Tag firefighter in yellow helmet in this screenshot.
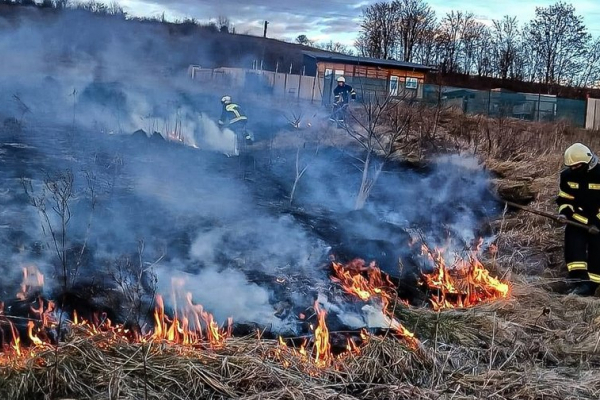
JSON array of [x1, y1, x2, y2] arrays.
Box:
[[218, 95, 254, 154], [556, 143, 600, 296]]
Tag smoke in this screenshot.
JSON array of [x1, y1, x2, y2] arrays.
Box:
[[195, 113, 237, 154], [156, 266, 295, 331], [0, 6, 500, 335], [189, 216, 330, 275]]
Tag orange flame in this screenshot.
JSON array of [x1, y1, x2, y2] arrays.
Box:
[[1, 244, 508, 367], [276, 301, 349, 369], [312, 301, 331, 367], [331, 259, 419, 349], [420, 242, 510, 311], [16, 265, 44, 301], [331, 259, 394, 309], [151, 291, 231, 348]]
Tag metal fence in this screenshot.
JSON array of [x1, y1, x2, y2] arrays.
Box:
[[423, 84, 587, 127]]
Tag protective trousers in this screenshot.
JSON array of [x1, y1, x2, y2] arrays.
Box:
[[565, 224, 600, 284], [332, 103, 348, 122], [230, 121, 253, 177], [230, 121, 247, 156]]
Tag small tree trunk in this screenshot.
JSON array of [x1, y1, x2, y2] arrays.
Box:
[[354, 151, 384, 210], [290, 146, 308, 206], [355, 150, 372, 210]]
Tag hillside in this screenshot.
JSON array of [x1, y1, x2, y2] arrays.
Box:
[[0, 3, 327, 75]]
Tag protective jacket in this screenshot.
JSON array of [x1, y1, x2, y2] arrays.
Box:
[[333, 84, 356, 104], [556, 164, 600, 285], [219, 103, 247, 126], [556, 164, 600, 226]]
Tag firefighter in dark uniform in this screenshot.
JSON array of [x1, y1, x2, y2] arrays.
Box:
[[556, 143, 600, 296], [330, 76, 356, 123], [218, 95, 253, 155]]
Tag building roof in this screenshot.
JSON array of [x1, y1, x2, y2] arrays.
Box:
[[302, 50, 435, 72]]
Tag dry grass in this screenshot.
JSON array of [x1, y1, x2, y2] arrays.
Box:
[[0, 328, 433, 400], [2, 283, 600, 400]]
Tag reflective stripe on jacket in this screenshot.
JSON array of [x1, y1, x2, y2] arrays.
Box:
[[556, 164, 600, 226], [220, 103, 248, 125]]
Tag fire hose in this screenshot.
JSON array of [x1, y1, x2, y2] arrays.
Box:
[[503, 200, 600, 235]]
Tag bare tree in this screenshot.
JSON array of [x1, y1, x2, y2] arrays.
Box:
[[217, 15, 231, 33], [353, 0, 595, 87], [577, 37, 600, 88], [437, 11, 475, 73], [490, 16, 521, 80], [21, 170, 105, 293], [106, 240, 160, 326], [412, 25, 439, 66], [472, 25, 493, 77], [345, 92, 414, 210], [393, 0, 436, 62], [53, 0, 69, 8], [316, 40, 355, 56], [355, 2, 399, 59], [106, 1, 125, 17], [289, 143, 321, 206], [12, 93, 31, 126], [526, 2, 590, 85], [22, 171, 75, 291], [460, 20, 487, 75], [295, 34, 314, 46], [518, 26, 542, 82]]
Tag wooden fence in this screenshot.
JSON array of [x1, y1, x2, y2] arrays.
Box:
[[188, 66, 324, 103]]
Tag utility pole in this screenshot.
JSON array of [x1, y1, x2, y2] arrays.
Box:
[[263, 21, 269, 38]]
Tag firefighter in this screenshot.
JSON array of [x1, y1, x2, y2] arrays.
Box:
[[556, 142, 600, 296], [330, 76, 356, 123], [218, 96, 254, 154]]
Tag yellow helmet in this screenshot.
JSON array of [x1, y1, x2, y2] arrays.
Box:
[[564, 143, 596, 167]]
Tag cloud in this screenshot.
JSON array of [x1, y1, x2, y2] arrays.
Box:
[[427, 0, 600, 35], [109, 0, 600, 44], [109, 0, 371, 45]]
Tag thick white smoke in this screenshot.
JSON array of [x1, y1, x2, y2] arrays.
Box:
[[195, 113, 237, 154], [156, 266, 294, 331]]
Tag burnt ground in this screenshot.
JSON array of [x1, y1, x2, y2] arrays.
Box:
[[0, 100, 501, 342]]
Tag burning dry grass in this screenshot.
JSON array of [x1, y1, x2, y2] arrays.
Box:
[[0, 328, 433, 400], [3, 283, 600, 400]]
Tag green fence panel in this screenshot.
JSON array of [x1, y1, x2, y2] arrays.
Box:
[[422, 84, 585, 127]]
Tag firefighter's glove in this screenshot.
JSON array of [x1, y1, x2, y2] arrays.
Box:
[[589, 226, 600, 235], [556, 214, 568, 223]]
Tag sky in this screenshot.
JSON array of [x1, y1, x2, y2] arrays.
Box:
[[108, 0, 600, 46]]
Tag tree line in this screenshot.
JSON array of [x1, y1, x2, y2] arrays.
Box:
[[295, 35, 356, 56], [0, 0, 236, 33], [355, 0, 599, 88]]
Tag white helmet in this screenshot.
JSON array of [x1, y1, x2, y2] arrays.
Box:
[[564, 143, 598, 170], [221, 95, 232, 105], [337, 76, 345, 83]]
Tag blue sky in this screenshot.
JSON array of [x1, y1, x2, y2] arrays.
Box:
[[112, 0, 600, 45]]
